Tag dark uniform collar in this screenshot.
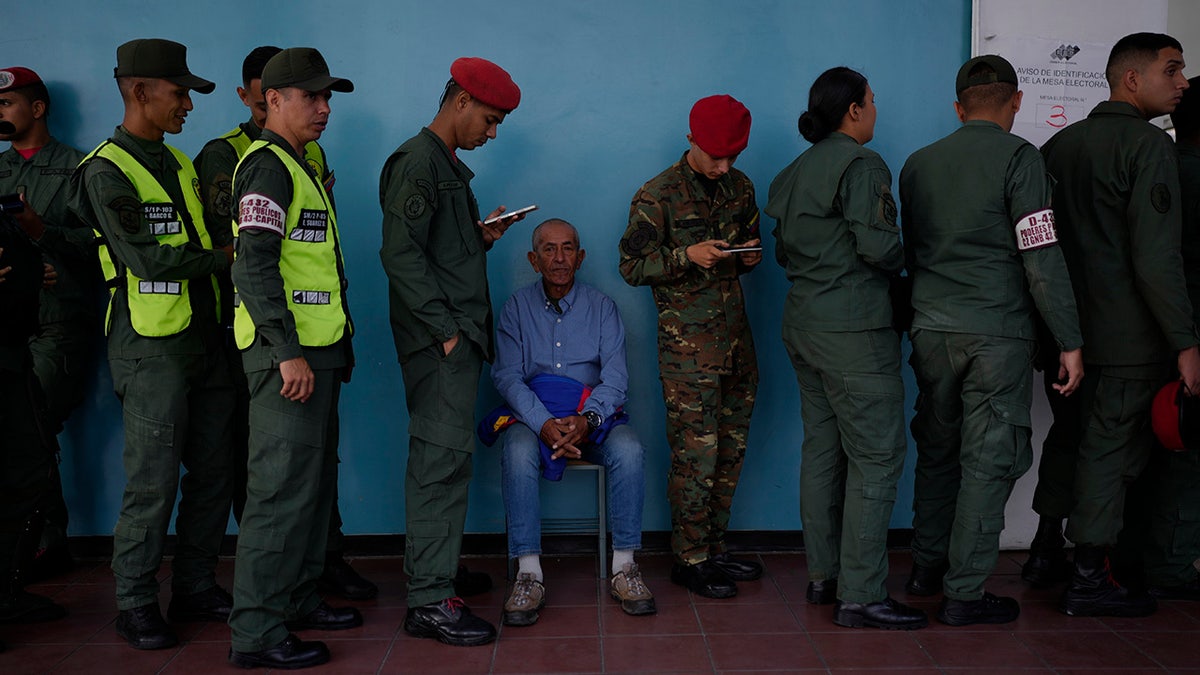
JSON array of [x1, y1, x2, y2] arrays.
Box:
[[962, 119, 1004, 132], [0, 136, 63, 167], [258, 127, 311, 174], [113, 125, 179, 172], [240, 118, 264, 142], [1089, 100, 1143, 119], [674, 150, 734, 202], [419, 127, 474, 181]]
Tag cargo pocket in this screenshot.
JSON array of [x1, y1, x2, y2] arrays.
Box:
[[975, 398, 1033, 481], [969, 515, 1007, 572], [859, 481, 898, 543], [1172, 502, 1200, 558]]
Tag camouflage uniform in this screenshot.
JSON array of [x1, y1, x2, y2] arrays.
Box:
[[619, 152, 760, 565]]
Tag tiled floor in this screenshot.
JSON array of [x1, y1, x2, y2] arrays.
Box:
[[4, 550, 1199, 673]]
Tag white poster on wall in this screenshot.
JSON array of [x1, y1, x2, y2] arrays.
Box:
[[986, 36, 1111, 147]]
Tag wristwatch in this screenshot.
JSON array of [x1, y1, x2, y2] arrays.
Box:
[[583, 410, 602, 433]]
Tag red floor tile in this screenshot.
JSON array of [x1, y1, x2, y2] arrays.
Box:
[[807, 630, 935, 669], [1019, 630, 1161, 669], [602, 634, 712, 672], [915, 630, 1044, 668], [492, 635, 600, 673], [6, 551, 1196, 674], [707, 632, 823, 670], [694, 601, 802, 634]]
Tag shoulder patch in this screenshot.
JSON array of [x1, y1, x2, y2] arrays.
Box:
[[214, 179, 233, 219], [238, 193, 286, 236], [1014, 208, 1059, 251], [1151, 183, 1172, 214], [108, 195, 143, 234], [879, 190, 898, 228], [415, 178, 435, 202], [404, 193, 427, 220], [622, 221, 660, 255]]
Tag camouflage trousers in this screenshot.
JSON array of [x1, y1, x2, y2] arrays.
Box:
[[661, 367, 757, 565]]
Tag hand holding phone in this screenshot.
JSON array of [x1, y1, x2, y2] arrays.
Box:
[[483, 204, 538, 225]]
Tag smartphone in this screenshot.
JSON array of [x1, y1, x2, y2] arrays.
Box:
[[0, 193, 24, 215], [721, 246, 762, 253], [483, 204, 538, 225]]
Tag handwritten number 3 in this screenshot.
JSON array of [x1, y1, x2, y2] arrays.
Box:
[[1047, 105, 1068, 129]]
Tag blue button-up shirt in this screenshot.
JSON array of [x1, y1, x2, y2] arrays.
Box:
[[492, 280, 629, 434]]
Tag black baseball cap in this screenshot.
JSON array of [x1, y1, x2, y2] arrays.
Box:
[[261, 48, 353, 93], [113, 38, 215, 94], [956, 54, 1018, 94]]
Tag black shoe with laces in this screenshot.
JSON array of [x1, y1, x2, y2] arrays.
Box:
[[403, 597, 496, 646], [317, 555, 378, 601], [285, 601, 363, 631], [115, 604, 178, 650], [833, 596, 929, 630], [937, 592, 1020, 626], [670, 560, 737, 599], [229, 633, 330, 669]]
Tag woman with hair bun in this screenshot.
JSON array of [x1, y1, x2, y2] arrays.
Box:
[[765, 67, 923, 630]]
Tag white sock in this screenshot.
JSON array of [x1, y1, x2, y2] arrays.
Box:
[[612, 549, 635, 575], [517, 554, 543, 582]]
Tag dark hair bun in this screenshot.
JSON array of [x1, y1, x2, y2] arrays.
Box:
[[797, 111, 824, 143]]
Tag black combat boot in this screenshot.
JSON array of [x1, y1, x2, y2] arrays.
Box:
[[1060, 545, 1157, 617], [1022, 516, 1070, 587]]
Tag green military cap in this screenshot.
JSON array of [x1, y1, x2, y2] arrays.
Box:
[[261, 47, 353, 93], [114, 38, 215, 94], [956, 54, 1018, 94]]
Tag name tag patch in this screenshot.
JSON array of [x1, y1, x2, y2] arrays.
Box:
[[138, 280, 182, 295], [292, 290, 331, 305], [239, 193, 286, 236], [1015, 208, 1058, 251], [289, 209, 328, 242], [144, 205, 182, 236]]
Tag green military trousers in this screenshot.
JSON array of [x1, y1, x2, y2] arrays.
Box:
[[1030, 369, 1082, 519], [1065, 364, 1172, 548], [399, 339, 480, 608], [228, 367, 341, 653], [1144, 448, 1200, 587], [660, 364, 757, 565], [227, 341, 348, 556], [29, 318, 96, 540], [783, 327, 905, 604], [909, 330, 1035, 601], [108, 350, 234, 611]]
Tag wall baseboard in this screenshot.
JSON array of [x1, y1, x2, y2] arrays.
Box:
[[63, 529, 918, 560]]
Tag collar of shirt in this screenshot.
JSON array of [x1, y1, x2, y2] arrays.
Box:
[[674, 150, 735, 204], [541, 281, 578, 314], [421, 126, 474, 180], [114, 125, 179, 173], [2, 136, 62, 167], [258, 127, 311, 175], [1090, 100, 1142, 120], [241, 118, 264, 142]]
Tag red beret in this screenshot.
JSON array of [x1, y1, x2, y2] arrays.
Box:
[[451, 57, 520, 112], [689, 94, 751, 158], [0, 67, 43, 93]]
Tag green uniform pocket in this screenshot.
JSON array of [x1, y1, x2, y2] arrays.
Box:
[[976, 398, 1033, 481]]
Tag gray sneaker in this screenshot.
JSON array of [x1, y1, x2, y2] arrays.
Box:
[[502, 573, 545, 626], [611, 563, 657, 616]]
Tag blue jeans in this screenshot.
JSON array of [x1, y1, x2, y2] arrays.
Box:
[[501, 422, 645, 557]]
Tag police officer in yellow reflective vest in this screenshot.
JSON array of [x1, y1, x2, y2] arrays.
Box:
[[226, 48, 358, 671], [194, 45, 376, 603], [69, 39, 236, 651]]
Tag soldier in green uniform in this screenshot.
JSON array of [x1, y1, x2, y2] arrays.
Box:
[[226, 47, 361, 670], [619, 94, 763, 600], [0, 66, 92, 581], [379, 56, 524, 647], [194, 45, 376, 603], [1040, 32, 1199, 618], [0, 210, 68, 641], [900, 55, 1084, 626], [1135, 76, 1200, 601], [766, 67, 926, 630], [69, 39, 236, 650]]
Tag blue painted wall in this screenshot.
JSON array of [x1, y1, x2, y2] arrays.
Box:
[[5, 0, 970, 536]]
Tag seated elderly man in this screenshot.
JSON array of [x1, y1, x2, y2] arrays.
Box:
[[486, 217, 655, 626]]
